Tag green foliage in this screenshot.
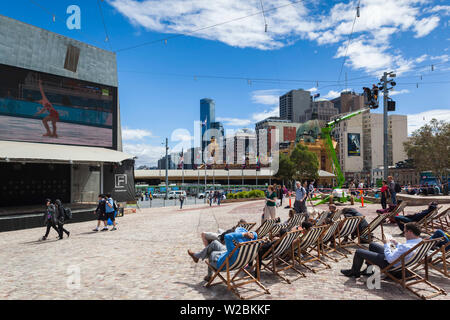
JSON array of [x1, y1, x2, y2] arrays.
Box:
[[228, 190, 266, 200], [403, 119, 450, 184], [275, 153, 295, 183], [290, 144, 320, 182]]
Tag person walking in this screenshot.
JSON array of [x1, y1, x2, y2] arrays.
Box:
[[55, 199, 70, 239], [105, 194, 117, 231], [179, 193, 185, 209], [277, 185, 283, 207], [262, 185, 277, 223], [294, 181, 307, 215], [388, 176, 397, 205], [41, 199, 60, 240], [93, 194, 108, 232]]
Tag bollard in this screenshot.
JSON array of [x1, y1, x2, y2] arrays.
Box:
[[351, 196, 354, 205], [329, 195, 334, 204], [289, 196, 292, 208]]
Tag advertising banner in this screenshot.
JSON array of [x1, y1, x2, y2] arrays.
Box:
[[347, 133, 361, 157]]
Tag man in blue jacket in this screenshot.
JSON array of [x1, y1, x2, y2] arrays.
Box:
[[188, 227, 257, 282]]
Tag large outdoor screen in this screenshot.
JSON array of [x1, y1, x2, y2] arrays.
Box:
[[0, 64, 117, 148]]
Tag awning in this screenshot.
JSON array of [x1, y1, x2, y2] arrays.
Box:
[[0, 141, 134, 164], [318, 170, 336, 178]]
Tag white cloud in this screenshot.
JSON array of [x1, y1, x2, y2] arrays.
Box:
[[251, 106, 280, 122], [389, 89, 410, 96], [251, 89, 282, 105], [109, 0, 446, 76], [123, 143, 166, 166], [414, 16, 440, 38], [122, 127, 156, 140], [216, 117, 252, 127], [322, 88, 353, 100], [407, 109, 450, 135]]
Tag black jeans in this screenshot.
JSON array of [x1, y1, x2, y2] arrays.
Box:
[[44, 220, 60, 238], [58, 222, 70, 238]]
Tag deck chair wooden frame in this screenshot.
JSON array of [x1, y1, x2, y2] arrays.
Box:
[[294, 225, 330, 273], [368, 238, 447, 300], [237, 222, 256, 231], [255, 219, 278, 239], [429, 207, 450, 233], [319, 221, 347, 262], [260, 230, 305, 283], [336, 216, 363, 255], [412, 241, 450, 278], [357, 202, 407, 247], [205, 239, 270, 300]]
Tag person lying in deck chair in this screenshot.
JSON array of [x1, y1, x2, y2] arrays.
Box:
[[429, 229, 450, 252], [200, 219, 248, 246], [342, 208, 370, 242], [340, 222, 422, 278], [187, 227, 257, 282], [394, 201, 438, 232]]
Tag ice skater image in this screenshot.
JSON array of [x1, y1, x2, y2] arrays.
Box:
[[35, 79, 59, 138]]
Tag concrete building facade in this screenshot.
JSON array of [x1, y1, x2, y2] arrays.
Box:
[[279, 89, 312, 122]]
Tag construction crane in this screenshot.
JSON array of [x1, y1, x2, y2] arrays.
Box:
[[321, 107, 371, 189]]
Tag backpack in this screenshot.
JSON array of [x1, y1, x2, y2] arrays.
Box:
[[64, 207, 72, 220], [394, 183, 402, 193]]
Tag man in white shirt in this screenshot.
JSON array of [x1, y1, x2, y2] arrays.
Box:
[[340, 222, 423, 278]]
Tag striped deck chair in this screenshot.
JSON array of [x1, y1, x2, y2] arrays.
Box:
[[286, 213, 305, 229], [368, 238, 447, 300], [335, 216, 363, 255], [430, 207, 450, 232], [315, 211, 328, 226], [319, 221, 346, 262], [260, 230, 305, 283], [399, 206, 442, 235], [255, 218, 278, 239], [357, 201, 408, 247], [237, 222, 256, 231], [295, 225, 330, 273], [426, 241, 450, 277], [205, 239, 270, 300], [330, 209, 342, 222]]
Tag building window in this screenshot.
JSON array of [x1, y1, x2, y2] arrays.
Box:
[[64, 45, 80, 72]]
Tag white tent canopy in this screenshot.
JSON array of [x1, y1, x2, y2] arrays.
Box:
[[0, 141, 134, 164]]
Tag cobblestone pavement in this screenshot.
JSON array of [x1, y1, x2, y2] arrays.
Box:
[[0, 200, 449, 300]]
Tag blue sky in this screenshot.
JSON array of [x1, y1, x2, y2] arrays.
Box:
[[2, 0, 449, 165]]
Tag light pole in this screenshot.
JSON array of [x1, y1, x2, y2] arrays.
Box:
[[165, 137, 169, 200], [381, 71, 396, 180]]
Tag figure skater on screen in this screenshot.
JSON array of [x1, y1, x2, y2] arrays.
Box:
[[35, 79, 59, 138]]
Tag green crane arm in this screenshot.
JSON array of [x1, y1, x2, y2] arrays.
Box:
[[321, 108, 371, 188]]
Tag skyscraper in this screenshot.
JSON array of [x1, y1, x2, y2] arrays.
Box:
[[200, 98, 215, 150], [279, 89, 312, 123]]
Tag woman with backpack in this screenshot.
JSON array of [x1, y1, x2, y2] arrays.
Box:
[[55, 199, 70, 239], [41, 199, 60, 241]]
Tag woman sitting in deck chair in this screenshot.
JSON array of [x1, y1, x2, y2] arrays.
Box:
[[187, 227, 257, 282]]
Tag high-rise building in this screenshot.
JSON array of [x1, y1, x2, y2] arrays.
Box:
[[200, 98, 215, 149], [331, 91, 364, 114], [279, 89, 312, 122], [210, 121, 224, 140], [331, 110, 408, 182], [299, 100, 339, 123]]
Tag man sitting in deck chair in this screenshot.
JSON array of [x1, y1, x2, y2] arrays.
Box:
[[340, 222, 422, 278], [394, 201, 438, 232], [187, 227, 257, 282], [324, 204, 338, 224], [200, 219, 248, 246], [429, 229, 450, 251]]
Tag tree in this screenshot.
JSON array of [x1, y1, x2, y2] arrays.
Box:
[[290, 144, 319, 182], [403, 118, 450, 186], [275, 153, 295, 185]]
